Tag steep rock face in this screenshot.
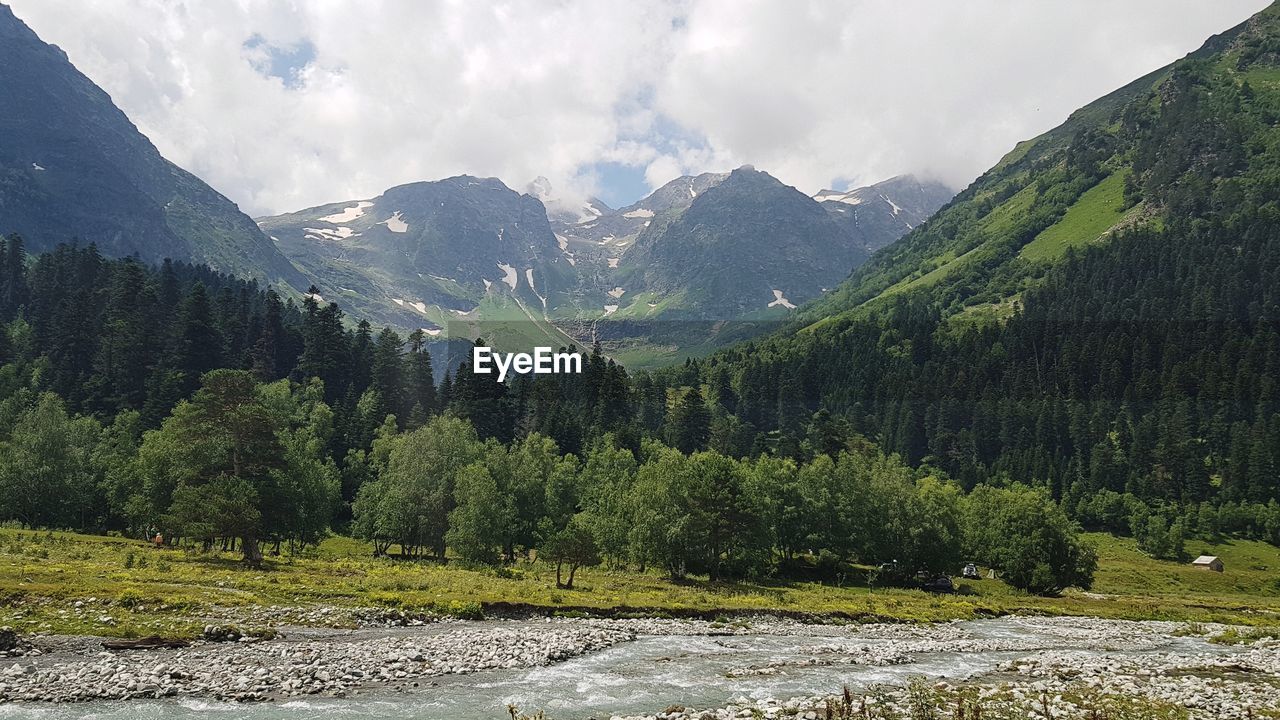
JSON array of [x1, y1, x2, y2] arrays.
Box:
[[0, 3, 302, 286]]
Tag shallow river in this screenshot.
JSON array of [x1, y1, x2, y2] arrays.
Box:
[[0, 617, 1239, 720]]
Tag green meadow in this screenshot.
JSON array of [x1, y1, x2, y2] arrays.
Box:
[[3, 528, 1277, 639]]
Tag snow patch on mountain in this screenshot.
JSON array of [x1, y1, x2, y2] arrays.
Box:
[[526, 268, 547, 309], [319, 201, 373, 224], [813, 189, 866, 206], [574, 206, 603, 223], [555, 233, 577, 266], [381, 211, 408, 233], [768, 289, 796, 309], [497, 263, 518, 290]]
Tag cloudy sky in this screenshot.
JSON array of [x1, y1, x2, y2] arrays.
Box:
[[8, 1, 1270, 216]]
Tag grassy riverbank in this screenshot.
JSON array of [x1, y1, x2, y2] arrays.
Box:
[[2, 529, 1278, 639]]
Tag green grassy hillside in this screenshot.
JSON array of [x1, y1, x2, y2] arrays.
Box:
[[1019, 170, 1130, 262]]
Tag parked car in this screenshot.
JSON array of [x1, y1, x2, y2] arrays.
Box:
[[962, 563, 980, 579]]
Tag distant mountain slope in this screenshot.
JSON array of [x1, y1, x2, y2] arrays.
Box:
[[258, 176, 579, 350], [0, 4, 303, 286], [814, 175, 954, 253], [616, 166, 867, 320]]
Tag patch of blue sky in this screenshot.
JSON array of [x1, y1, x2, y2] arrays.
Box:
[[243, 34, 316, 90], [587, 163, 650, 209]]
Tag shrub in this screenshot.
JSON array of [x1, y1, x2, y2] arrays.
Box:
[[116, 588, 145, 608]]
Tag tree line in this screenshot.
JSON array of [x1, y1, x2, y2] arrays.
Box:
[[352, 415, 1094, 593]]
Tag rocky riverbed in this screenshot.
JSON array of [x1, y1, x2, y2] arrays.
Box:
[[0, 615, 1277, 719], [605, 619, 1280, 720], [0, 622, 636, 702]]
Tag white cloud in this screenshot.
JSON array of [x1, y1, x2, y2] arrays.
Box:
[[7, 0, 1270, 214]]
